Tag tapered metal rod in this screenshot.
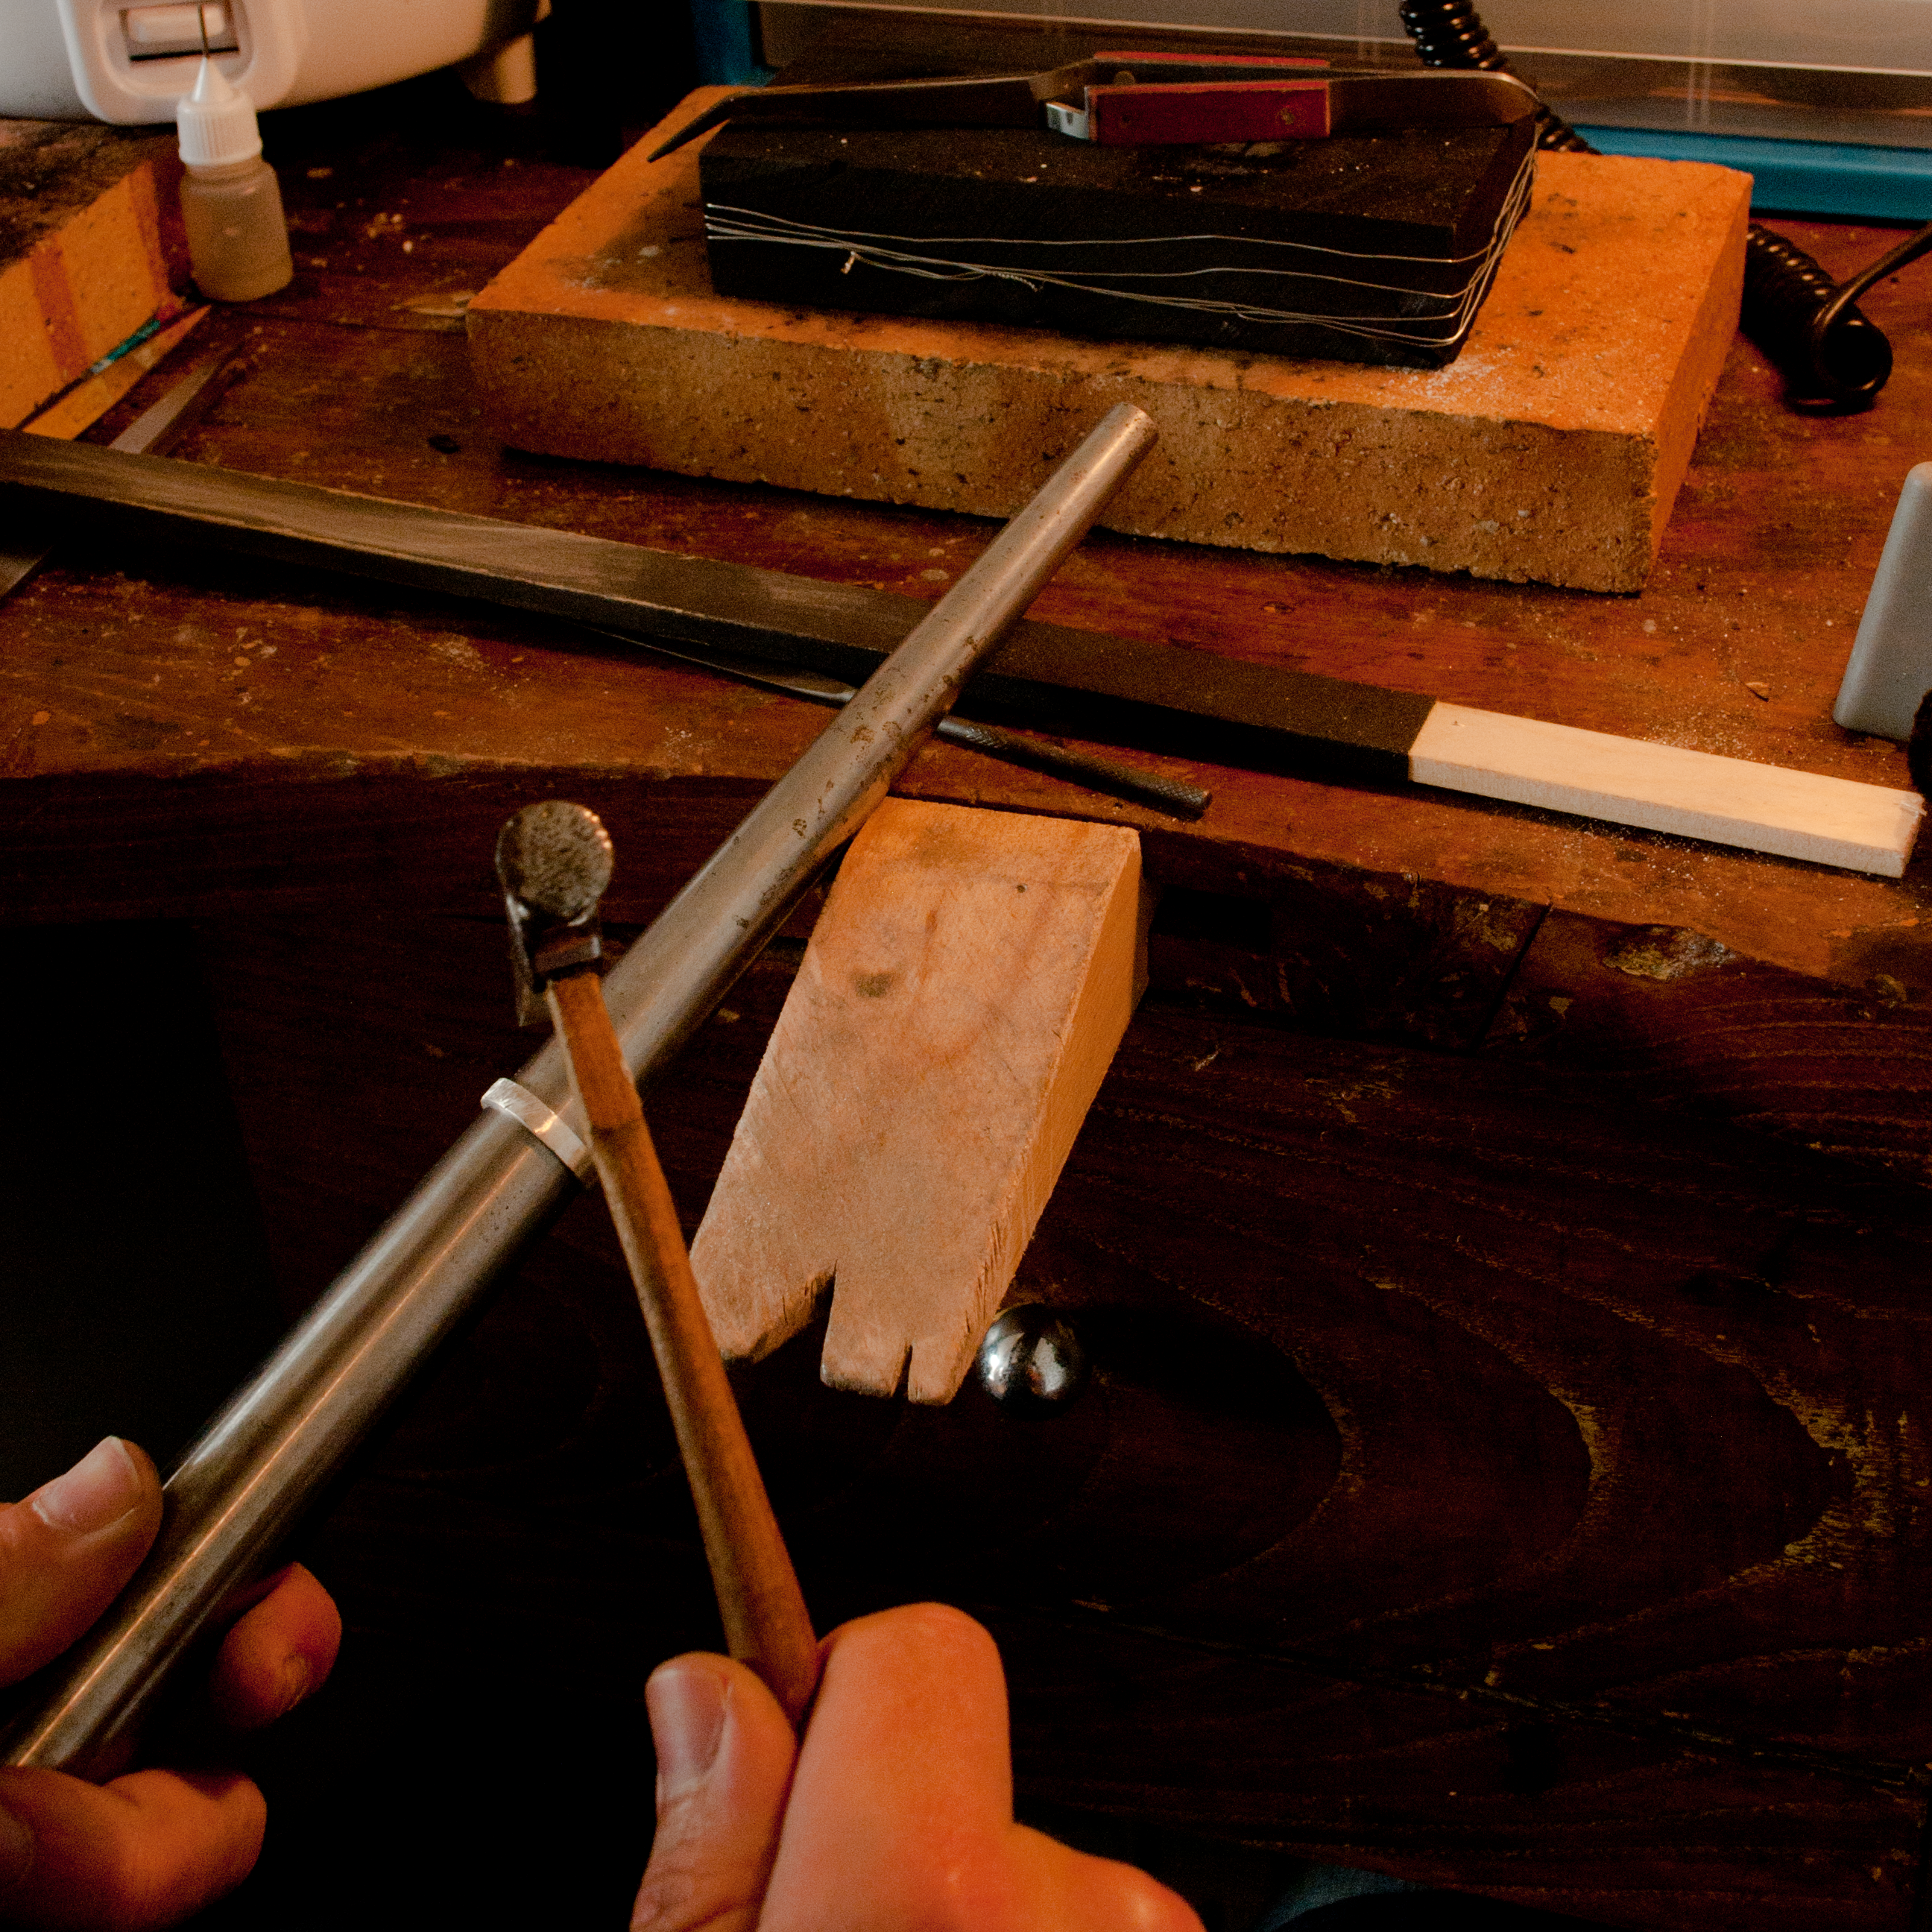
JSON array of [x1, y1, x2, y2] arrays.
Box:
[[2, 402, 1158, 1778]]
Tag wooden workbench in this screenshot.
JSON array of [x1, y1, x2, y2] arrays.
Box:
[[5, 57, 1932, 1932]]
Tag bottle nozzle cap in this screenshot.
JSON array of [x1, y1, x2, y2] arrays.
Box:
[[177, 55, 262, 167]]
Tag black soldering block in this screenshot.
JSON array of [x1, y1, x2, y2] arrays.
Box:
[[698, 117, 1537, 370]]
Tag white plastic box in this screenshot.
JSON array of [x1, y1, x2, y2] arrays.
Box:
[[0, 0, 546, 122]]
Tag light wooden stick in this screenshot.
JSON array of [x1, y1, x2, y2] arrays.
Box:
[[546, 969, 819, 1726]]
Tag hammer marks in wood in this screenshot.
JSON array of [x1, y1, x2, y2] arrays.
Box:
[[692, 800, 1148, 1404]]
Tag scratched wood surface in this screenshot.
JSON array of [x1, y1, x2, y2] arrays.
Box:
[[3, 52, 1931, 1932], [173, 920, 1930, 1931]]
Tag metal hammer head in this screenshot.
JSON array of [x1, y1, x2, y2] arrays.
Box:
[[496, 801, 616, 1025]]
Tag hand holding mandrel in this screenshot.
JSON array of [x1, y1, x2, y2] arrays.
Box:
[[496, 802, 820, 1726], [0, 1442, 338, 1929]]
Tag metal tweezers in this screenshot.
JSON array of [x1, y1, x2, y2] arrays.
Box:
[[649, 54, 1537, 159]]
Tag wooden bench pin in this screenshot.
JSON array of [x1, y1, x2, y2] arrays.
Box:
[[496, 799, 818, 1725], [693, 798, 1148, 1406]]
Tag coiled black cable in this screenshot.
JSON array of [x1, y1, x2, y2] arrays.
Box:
[[1398, 0, 1932, 412]]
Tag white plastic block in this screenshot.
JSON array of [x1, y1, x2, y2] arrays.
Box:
[[1834, 461, 1932, 742]]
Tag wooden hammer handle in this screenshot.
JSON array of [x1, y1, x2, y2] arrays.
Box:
[[546, 970, 820, 1726]]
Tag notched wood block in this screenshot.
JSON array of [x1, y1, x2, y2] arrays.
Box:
[[691, 799, 1147, 1404], [469, 90, 1750, 592]]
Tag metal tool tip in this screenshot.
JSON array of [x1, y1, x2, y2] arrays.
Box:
[[496, 801, 615, 920]]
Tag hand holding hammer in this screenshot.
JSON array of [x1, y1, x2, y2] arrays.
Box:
[[496, 801, 818, 1725]]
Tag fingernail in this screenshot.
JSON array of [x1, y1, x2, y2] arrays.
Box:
[[645, 1664, 727, 1802], [29, 1438, 141, 1536], [0, 1801, 33, 1890], [274, 1656, 312, 1720]]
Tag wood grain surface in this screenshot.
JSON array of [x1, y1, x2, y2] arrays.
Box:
[[5, 54, 1932, 1932], [187, 920, 1932, 1931]]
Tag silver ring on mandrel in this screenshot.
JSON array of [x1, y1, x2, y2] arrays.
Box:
[[482, 1076, 596, 1181]]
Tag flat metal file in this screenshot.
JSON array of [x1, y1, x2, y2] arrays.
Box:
[[0, 347, 241, 600], [0, 426, 1440, 787], [0, 429, 1919, 874]]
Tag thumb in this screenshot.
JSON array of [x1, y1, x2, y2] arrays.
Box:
[[631, 1655, 798, 1932], [0, 1439, 161, 1687]]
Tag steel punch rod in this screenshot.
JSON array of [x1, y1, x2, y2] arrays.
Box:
[[3, 403, 1159, 1778]]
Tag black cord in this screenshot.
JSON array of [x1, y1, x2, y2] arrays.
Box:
[[1398, 0, 1932, 414]]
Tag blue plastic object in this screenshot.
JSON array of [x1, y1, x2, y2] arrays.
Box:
[[1255, 1865, 1425, 1925], [1573, 127, 1932, 224], [688, 0, 773, 89]]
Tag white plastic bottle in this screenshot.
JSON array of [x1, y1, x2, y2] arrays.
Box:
[[175, 56, 293, 302]]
